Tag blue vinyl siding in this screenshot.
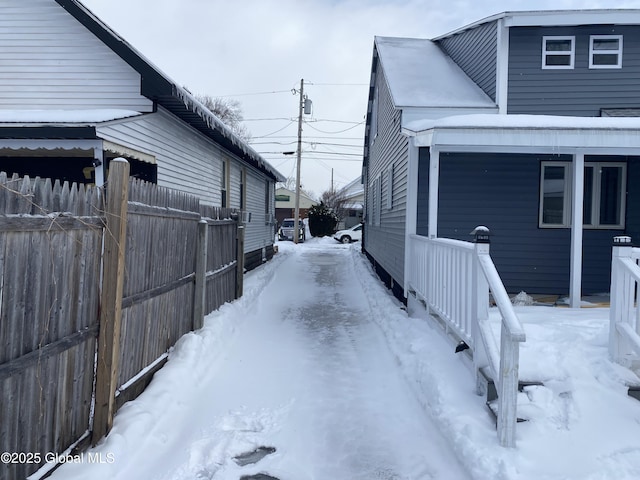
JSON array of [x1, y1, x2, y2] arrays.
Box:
[[437, 21, 498, 101], [416, 152, 634, 295], [364, 60, 409, 288], [508, 25, 640, 116]]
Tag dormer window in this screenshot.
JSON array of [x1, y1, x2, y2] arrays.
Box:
[[542, 36, 575, 69], [590, 35, 623, 68]]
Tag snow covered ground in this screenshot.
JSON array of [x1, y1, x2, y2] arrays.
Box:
[[45, 238, 640, 480]]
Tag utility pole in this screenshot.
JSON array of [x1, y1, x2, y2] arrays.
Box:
[[293, 79, 304, 244]]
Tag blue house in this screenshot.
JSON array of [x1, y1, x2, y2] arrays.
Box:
[[363, 10, 640, 307]]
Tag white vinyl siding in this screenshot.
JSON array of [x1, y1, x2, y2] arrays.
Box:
[[0, 0, 153, 112], [589, 35, 623, 69], [97, 107, 276, 253], [245, 169, 275, 252], [542, 36, 575, 69]]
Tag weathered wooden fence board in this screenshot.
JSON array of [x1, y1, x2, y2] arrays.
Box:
[[0, 170, 242, 480]]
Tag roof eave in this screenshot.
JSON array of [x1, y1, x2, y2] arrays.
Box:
[[55, 0, 285, 183]]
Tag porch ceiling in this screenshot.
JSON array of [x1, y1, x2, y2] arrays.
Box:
[[403, 114, 640, 154]]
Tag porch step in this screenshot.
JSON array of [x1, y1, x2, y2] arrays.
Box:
[[478, 367, 543, 424]]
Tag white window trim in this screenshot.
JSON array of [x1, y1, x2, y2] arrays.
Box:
[[589, 35, 623, 69], [221, 158, 230, 208], [539, 162, 572, 228], [542, 36, 575, 70], [583, 162, 627, 228], [539, 161, 626, 229]]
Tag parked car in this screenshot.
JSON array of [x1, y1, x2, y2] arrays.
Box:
[[278, 218, 305, 242], [334, 224, 362, 243]]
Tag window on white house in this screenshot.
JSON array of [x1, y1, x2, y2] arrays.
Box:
[[221, 159, 229, 208], [540, 162, 626, 229], [542, 36, 575, 69], [239, 168, 246, 210], [590, 35, 623, 68]]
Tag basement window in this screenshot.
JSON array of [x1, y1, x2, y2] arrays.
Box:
[[590, 35, 623, 69], [542, 36, 575, 69]]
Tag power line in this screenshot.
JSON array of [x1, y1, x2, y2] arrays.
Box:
[[251, 121, 296, 139], [304, 121, 365, 134], [216, 90, 292, 97]]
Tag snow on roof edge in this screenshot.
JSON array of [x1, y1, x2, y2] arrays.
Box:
[[0, 109, 143, 125], [433, 9, 640, 41], [403, 113, 640, 133], [65, 0, 285, 183]]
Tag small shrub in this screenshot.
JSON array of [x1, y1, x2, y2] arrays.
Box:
[[308, 202, 338, 237]]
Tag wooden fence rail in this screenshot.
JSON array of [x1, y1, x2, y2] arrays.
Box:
[[0, 163, 243, 480]]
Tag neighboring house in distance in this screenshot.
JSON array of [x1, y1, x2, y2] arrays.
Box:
[[275, 187, 317, 226], [0, 0, 284, 271], [337, 177, 364, 229], [363, 9, 640, 303]]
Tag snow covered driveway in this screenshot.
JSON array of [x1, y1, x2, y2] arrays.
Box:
[[50, 239, 468, 480]]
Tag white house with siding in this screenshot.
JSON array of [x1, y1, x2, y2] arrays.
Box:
[[0, 0, 284, 270]]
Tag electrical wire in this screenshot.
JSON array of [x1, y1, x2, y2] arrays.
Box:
[[304, 121, 365, 134]]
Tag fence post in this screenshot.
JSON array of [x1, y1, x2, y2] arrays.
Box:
[[193, 219, 208, 330], [610, 235, 634, 365], [236, 215, 245, 299], [92, 159, 129, 445], [471, 226, 490, 383], [498, 322, 520, 448]]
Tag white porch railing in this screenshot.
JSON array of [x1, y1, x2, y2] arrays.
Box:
[[609, 236, 640, 367], [408, 227, 526, 448]]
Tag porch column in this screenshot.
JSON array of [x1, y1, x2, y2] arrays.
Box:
[[428, 148, 440, 238], [93, 145, 105, 187], [570, 152, 585, 308], [404, 138, 419, 296]]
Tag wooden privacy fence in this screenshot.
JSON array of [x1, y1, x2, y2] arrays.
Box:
[[0, 161, 243, 480], [407, 227, 526, 448]]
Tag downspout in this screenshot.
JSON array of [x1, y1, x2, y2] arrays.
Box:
[[404, 137, 419, 297]]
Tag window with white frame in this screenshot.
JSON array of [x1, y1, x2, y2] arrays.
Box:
[[386, 164, 394, 210], [539, 162, 626, 229], [542, 36, 575, 69], [221, 159, 230, 208], [590, 35, 623, 68]]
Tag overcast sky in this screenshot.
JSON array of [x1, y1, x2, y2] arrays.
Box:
[[81, 0, 640, 198]]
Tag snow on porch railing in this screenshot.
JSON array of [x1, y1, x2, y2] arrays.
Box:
[[609, 236, 640, 366], [408, 226, 526, 448]]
